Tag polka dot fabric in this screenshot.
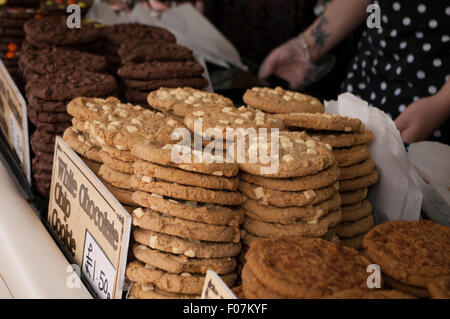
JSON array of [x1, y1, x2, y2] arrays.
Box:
[[341, 0, 450, 144]]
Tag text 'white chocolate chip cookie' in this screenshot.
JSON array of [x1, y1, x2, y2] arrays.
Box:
[[274, 112, 363, 133], [132, 140, 239, 177], [147, 87, 234, 117], [183, 105, 285, 140], [237, 131, 335, 178], [243, 87, 324, 114]]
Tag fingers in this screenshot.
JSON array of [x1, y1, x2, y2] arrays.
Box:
[[258, 50, 279, 80], [394, 113, 409, 132], [149, 0, 170, 11]]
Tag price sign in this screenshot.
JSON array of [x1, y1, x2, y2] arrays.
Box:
[[0, 59, 31, 185], [48, 137, 131, 299], [201, 270, 237, 299]]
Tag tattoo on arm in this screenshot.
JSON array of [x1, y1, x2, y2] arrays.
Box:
[[310, 15, 330, 53]]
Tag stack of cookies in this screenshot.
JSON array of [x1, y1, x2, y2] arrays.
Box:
[[102, 23, 176, 72], [305, 127, 378, 250], [363, 220, 450, 298], [0, 3, 41, 84], [241, 236, 370, 298], [126, 139, 244, 299], [26, 72, 116, 196], [117, 41, 209, 106], [147, 87, 234, 122], [236, 131, 342, 261], [23, 16, 103, 55]]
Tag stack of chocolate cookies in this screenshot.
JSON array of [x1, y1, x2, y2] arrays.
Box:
[[117, 41, 209, 106], [0, 3, 41, 84], [241, 236, 371, 298], [23, 16, 103, 55], [306, 126, 378, 250], [102, 23, 176, 72], [363, 220, 450, 298], [147, 87, 234, 122], [26, 72, 116, 196], [236, 131, 342, 259]]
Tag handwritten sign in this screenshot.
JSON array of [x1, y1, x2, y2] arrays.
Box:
[[48, 136, 131, 299], [201, 270, 237, 299], [0, 59, 31, 185]]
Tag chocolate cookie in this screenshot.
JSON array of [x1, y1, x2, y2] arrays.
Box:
[[27, 107, 72, 124], [32, 156, 53, 173], [0, 27, 25, 37], [26, 94, 68, 112], [24, 16, 100, 46], [118, 61, 205, 81], [119, 41, 193, 64], [103, 24, 176, 47], [40, 0, 93, 16], [25, 71, 117, 100], [123, 77, 209, 91], [32, 121, 70, 134]]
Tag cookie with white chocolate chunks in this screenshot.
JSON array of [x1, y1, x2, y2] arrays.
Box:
[[239, 180, 337, 208], [98, 164, 133, 190], [128, 283, 199, 299], [238, 131, 335, 178], [99, 177, 137, 206], [132, 140, 239, 177], [340, 188, 368, 206], [133, 244, 236, 275], [147, 87, 233, 117], [66, 96, 122, 122], [130, 175, 243, 205], [341, 200, 373, 222], [336, 214, 374, 238], [309, 130, 374, 148], [243, 209, 342, 238], [333, 145, 370, 167], [126, 260, 237, 295], [132, 207, 240, 243], [98, 150, 134, 174], [243, 86, 324, 114], [133, 228, 242, 258], [339, 158, 375, 181], [274, 112, 363, 132], [339, 170, 379, 192], [132, 190, 244, 226], [183, 105, 285, 140], [103, 144, 136, 162], [242, 193, 341, 225], [63, 127, 102, 163], [133, 160, 239, 191], [239, 165, 339, 192]]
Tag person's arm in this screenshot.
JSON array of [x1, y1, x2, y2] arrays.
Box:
[[395, 80, 450, 143], [259, 0, 370, 88]]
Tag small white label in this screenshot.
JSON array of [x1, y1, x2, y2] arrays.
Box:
[[9, 113, 23, 164], [82, 230, 116, 299]]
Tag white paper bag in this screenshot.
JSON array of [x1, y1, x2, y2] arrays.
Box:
[[325, 93, 423, 223]]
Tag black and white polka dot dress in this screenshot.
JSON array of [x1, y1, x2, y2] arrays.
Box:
[[341, 0, 450, 144]]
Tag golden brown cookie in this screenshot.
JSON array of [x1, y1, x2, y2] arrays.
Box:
[[339, 233, 366, 250], [133, 228, 242, 258], [133, 244, 236, 275], [336, 214, 374, 238], [243, 193, 341, 225], [340, 188, 368, 205], [239, 165, 339, 192], [132, 190, 244, 226], [126, 260, 237, 295], [245, 237, 370, 298], [243, 87, 324, 114], [241, 263, 285, 299], [243, 209, 342, 238], [132, 207, 240, 243], [100, 178, 137, 206], [339, 158, 375, 181], [63, 127, 102, 163], [98, 164, 133, 190], [130, 174, 243, 205], [103, 144, 136, 162], [128, 283, 199, 299], [134, 159, 239, 191], [147, 87, 233, 117], [237, 131, 335, 178], [427, 276, 450, 299], [333, 145, 370, 167], [340, 170, 379, 192], [383, 274, 431, 298], [328, 288, 416, 299], [363, 220, 450, 288], [239, 180, 337, 207], [274, 112, 363, 132], [132, 139, 239, 177], [309, 130, 374, 148], [341, 200, 373, 222], [98, 150, 134, 174]]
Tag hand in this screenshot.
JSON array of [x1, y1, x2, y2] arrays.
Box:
[[394, 96, 448, 143], [148, 0, 203, 12], [258, 37, 311, 90]]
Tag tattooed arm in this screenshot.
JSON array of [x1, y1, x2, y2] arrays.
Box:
[[304, 0, 370, 63]]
